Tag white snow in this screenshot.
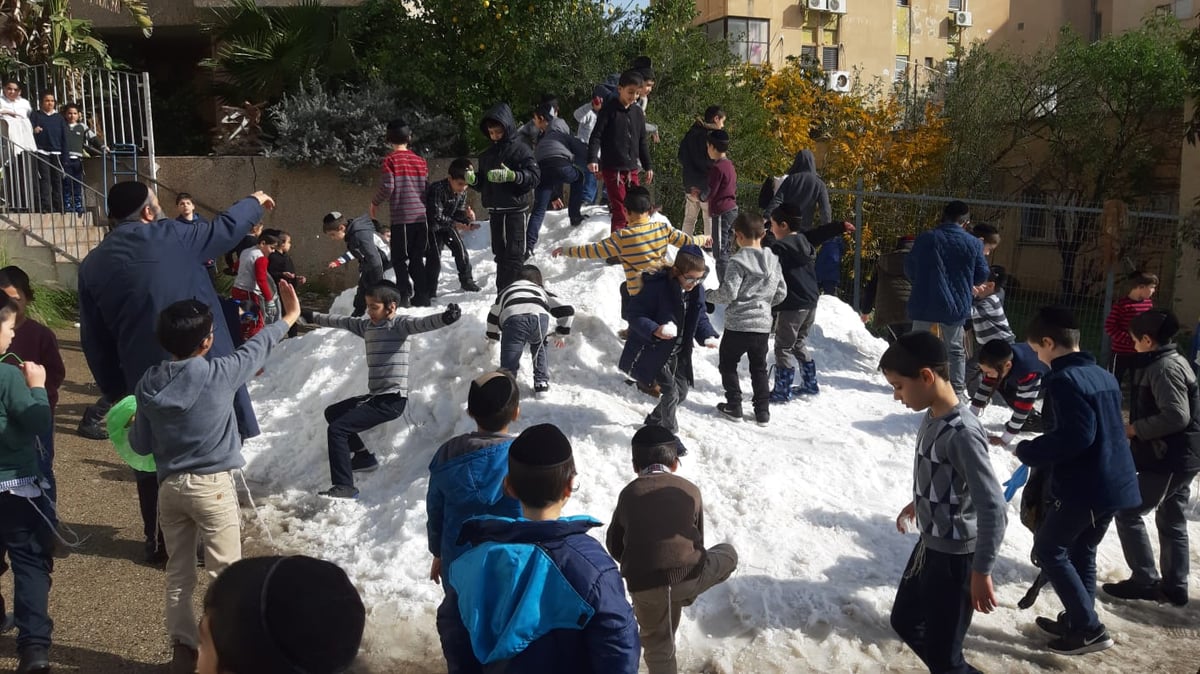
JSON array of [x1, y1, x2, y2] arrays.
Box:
[[241, 209, 1200, 673]]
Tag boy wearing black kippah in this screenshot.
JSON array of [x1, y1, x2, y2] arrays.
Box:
[[1015, 306, 1138, 655], [441, 423, 640, 673], [880, 331, 1005, 674], [607, 426, 737, 674]]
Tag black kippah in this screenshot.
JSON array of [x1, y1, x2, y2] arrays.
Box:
[[468, 371, 517, 419], [895, 331, 948, 367], [510, 424, 572, 468], [107, 181, 150, 220], [632, 425, 678, 449], [708, 129, 730, 144]]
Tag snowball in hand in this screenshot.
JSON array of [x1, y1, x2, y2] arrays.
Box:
[[659, 322, 678, 339]]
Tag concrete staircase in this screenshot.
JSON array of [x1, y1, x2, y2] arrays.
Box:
[[0, 211, 107, 288]]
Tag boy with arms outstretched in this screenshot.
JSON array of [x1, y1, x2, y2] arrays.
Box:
[[881, 331, 1005, 673], [302, 281, 462, 499]]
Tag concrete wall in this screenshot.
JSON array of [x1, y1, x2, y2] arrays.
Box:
[[82, 156, 479, 294]]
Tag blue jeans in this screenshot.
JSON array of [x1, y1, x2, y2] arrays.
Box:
[[711, 208, 739, 283], [580, 170, 598, 204], [0, 493, 54, 649], [912, 321, 967, 394], [324, 393, 406, 488], [500, 314, 550, 386], [527, 163, 584, 252], [62, 157, 84, 213], [1034, 500, 1114, 633]]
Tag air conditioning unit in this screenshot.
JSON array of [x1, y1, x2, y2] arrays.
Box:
[[955, 10, 973, 27], [826, 0, 848, 14], [807, 0, 828, 11], [827, 71, 852, 93]]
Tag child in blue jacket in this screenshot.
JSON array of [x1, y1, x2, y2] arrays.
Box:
[[427, 371, 524, 658], [1015, 306, 1139, 656], [619, 245, 720, 435], [441, 424, 640, 673]]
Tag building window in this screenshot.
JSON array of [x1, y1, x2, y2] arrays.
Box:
[[800, 45, 819, 68], [895, 55, 909, 83], [897, 0, 910, 5], [949, 0, 963, 10], [822, 46, 840, 71], [709, 17, 769, 65]]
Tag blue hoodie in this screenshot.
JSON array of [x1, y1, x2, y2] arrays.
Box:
[[904, 222, 990, 324], [427, 431, 523, 582], [442, 515, 640, 674], [1015, 352, 1140, 512]]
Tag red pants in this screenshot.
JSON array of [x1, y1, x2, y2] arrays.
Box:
[[602, 169, 640, 231], [230, 287, 265, 341]]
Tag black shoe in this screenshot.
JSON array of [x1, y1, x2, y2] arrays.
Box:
[[534, 382, 550, 399], [1160, 585, 1189, 607], [570, 218, 582, 227], [605, 256, 621, 265], [1047, 624, 1114, 655], [755, 409, 770, 426], [399, 295, 412, 308], [1035, 612, 1068, 637], [705, 302, 715, 314], [16, 644, 50, 674], [411, 295, 432, 307], [76, 415, 108, 440], [350, 451, 379, 473], [1101, 579, 1160, 601], [319, 485, 360, 499], [716, 402, 743, 422], [460, 278, 481, 292], [144, 538, 167, 566]]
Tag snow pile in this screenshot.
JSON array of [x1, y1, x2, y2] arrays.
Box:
[[242, 209, 1200, 673]]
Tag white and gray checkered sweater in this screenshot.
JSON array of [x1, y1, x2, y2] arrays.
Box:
[[912, 404, 1007, 574], [311, 311, 447, 396]]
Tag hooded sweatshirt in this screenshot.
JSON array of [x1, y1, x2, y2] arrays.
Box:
[[771, 232, 819, 312], [707, 247, 787, 333], [678, 117, 719, 193], [130, 320, 289, 483], [534, 118, 588, 169], [587, 95, 651, 172], [763, 150, 832, 230], [476, 103, 540, 211]]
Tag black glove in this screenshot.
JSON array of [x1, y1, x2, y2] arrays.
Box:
[[442, 303, 462, 325], [300, 308, 314, 323]]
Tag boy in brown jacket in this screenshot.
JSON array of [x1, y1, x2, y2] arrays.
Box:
[[605, 426, 739, 674]]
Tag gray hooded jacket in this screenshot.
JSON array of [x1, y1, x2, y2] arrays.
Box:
[[707, 247, 787, 333]]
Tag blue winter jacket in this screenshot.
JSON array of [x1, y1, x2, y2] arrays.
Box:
[[442, 515, 640, 674], [78, 198, 265, 441], [814, 236, 844, 286], [619, 270, 719, 387], [904, 222, 990, 324], [426, 432, 523, 583], [1015, 352, 1140, 512]]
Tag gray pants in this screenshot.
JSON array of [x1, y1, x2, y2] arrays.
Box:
[[645, 351, 688, 433], [1114, 470, 1198, 594], [774, 309, 815, 369], [630, 544, 739, 674], [500, 314, 550, 386], [711, 207, 739, 283], [912, 320, 967, 393]]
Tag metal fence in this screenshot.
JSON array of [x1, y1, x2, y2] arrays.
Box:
[[826, 183, 1181, 357]]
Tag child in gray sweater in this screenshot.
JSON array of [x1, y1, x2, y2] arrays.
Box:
[[130, 281, 300, 671], [708, 214, 786, 426]]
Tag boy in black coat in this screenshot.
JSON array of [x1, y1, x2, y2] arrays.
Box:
[[588, 70, 653, 233], [474, 103, 540, 291]]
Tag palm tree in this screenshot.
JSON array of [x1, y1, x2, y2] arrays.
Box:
[[0, 0, 151, 69]]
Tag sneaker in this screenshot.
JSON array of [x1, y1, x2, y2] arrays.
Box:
[[716, 402, 743, 422], [534, 383, 550, 399], [351, 451, 379, 473], [76, 413, 109, 440], [1035, 612, 1068, 637], [1160, 585, 1189, 607], [755, 409, 770, 426], [319, 485, 360, 499], [460, 278, 481, 292], [1046, 625, 1114, 655], [144, 538, 167, 566], [1102, 579, 1160, 602], [169, 642, 198, 674], [16, 644, 49, 674]]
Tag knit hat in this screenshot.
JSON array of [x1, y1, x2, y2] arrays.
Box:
[[509, 423, 572, 469], [205, 556, 365, 674], [632, 425, 687, 458], [107, 181, 150, 220], [322, 211, 343, 227], [468, 371, 518, 420]]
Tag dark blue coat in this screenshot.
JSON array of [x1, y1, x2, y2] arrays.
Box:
[[619, 270, 719, 386], [814, 235, 844, 286], [1015, 352, 1140, 512], [904, 222, 990, 324], [442, 516, 640, 674], [78, 197, 264, 440]]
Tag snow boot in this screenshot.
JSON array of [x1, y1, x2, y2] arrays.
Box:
[[769, 366, 795, 404], [793, 359, 820, 395], [460, 276, 481, 292]]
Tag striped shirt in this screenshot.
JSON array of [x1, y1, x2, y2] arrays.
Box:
[[1105, 296, 1154, 354], [970, 293, 1014, 345], [563, 215, 704, 296], [912, 404, 1007, 574], [310, 311, 447, 396], [972, 371, 1042, 443], [372, 149, 428, 225], [486, 280, 575, 340]]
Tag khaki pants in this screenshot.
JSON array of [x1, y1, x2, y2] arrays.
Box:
[[159, 471, 242, 648], [682, 192, 711, 236], [630, 544, 739, 674]]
